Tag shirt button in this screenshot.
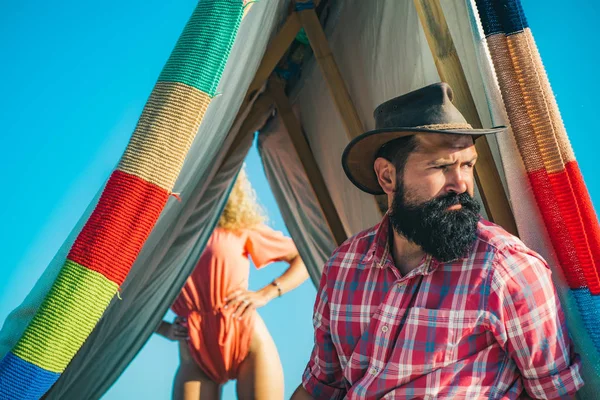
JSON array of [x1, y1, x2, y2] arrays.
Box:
[[381, 325, 389, 333], [369, 367, 378, 375]]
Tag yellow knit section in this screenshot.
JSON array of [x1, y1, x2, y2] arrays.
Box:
[[118, 81, 211, 190]]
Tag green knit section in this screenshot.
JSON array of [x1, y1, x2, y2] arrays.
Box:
[[158, 0, 244, 96], [12, 260, 118, 373]]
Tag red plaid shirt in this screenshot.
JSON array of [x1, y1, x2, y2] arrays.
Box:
[[302, 217, 583, 399]]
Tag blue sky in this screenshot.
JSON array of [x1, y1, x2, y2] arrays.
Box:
[[0, 0, 598, 399]]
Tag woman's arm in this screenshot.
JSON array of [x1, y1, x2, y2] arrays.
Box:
[[155, 318, 188, 341], [155, 321, 172, 339], [225, 251, 309, 318], [257, 252, 309, 301]]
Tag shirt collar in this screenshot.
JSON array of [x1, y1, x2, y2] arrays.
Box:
[[365, 213, 395, 269], [365, 213, 439, 275]]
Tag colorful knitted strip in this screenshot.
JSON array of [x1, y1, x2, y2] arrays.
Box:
[[0, 1, 245, 398], [474, 0, 600, 351]]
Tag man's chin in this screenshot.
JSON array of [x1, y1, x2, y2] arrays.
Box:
[[410, 221, 480, 262], [422, 241, 475, 262]]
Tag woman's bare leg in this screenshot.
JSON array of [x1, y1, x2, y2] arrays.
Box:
[[173, 341, 222, 400], [235, 314, 284, 400]]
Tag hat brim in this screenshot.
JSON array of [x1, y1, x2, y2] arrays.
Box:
[[342, 126, 507, 195]]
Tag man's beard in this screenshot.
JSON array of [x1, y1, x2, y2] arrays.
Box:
[[389, 184, 481, 262]]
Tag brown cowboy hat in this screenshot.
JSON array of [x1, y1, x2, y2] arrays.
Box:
[[341, 82, 506, 195]]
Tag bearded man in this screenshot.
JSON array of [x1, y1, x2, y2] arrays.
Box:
[[292, 83, 583, 399]]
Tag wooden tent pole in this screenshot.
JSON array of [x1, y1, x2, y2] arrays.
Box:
[[223, 10, 303, 162], [296, 7, 363, 141], [224, 94, 274, 161], [414, 0, 518, 236], [245, 13, 302, 103], [296, 5, 388, 214], [269, 78, 348, 246]]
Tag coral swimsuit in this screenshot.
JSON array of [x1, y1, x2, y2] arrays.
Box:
[[171, 224, 296, 383]]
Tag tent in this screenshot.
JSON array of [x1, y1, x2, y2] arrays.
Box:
[[0, 0, 598, 398]]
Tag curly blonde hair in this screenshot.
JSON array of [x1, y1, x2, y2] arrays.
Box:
[[217, 167, 267, 231]]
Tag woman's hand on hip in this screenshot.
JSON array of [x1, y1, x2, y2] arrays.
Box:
[[224, 289, 270, 320], [159, 317, 188, 341]]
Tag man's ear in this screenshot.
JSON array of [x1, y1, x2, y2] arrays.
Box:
[[374, 157, 396, 195]]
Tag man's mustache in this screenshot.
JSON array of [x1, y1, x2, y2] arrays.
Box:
[[425, 192, 477, 211]]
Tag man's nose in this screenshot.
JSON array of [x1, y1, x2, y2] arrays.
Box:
[[445, 169, 468, 195]]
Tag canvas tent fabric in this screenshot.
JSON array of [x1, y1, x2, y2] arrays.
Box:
[[1, 0, 599, 398], [0, 0, 249, 397], [258, 113, 336, 286], [292, 0, 498, 228], [46, 133, 248, 399], [45, 2, 285, 396], [257, 0, 599, 397], [258, 0, 496, 286], [0, 1, 288, 399]]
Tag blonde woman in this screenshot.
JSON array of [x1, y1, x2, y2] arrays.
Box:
[[156, 169, 309, 400]]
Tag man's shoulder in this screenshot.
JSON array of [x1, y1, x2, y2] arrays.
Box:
[[476, 219, 526, 252], [325, 224, 379, 268], [475, 219, 549, 277]]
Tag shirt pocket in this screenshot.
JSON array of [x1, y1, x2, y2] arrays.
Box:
[[384, 307, 484, 378]]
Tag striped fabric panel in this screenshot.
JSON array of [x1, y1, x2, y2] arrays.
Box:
[[12, 261, 118, 372], [117, 82, 211, 191], [69, 170, 169, 285], [475, 0, 600, 292], [474, 0, 600, 350], [0, 1, 245, 397], [532, 40, 600, 269], [484, 32, 589, 290]]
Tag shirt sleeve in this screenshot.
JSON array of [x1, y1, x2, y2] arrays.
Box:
[[245, 224, 297, 269], [302, 259, 346, 399], [488, 251, 584, 399]]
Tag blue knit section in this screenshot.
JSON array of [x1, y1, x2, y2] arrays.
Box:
[[571, 288, 600, 351], [0, 352, 60, 400], [475, 0, 529, 37]]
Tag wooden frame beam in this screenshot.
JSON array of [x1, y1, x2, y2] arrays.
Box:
[[224, 94, 274, 161], [414, 0, 518, 236], [222, 11, 303, 163], [221, 7, 346, 244], [297, 6, 387, 214], [296, 8, 364, 140], [245, 13, 302, 103], [268, 78, 348, 246]]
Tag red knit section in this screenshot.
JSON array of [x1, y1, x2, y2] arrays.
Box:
[[69, 170, 169, 285], [528, 168, 588, 290], [545, 169, 599, 294], [565, 161, 600, 275]]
